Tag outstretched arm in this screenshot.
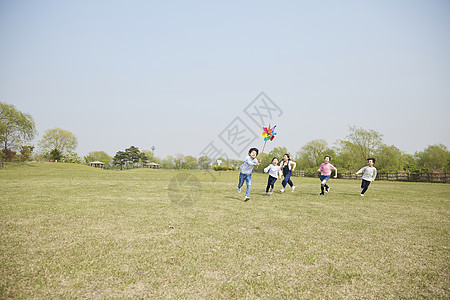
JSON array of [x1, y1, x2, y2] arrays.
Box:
[[290, 161, 296, 172]]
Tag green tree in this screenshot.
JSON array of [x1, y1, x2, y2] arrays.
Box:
[[343, 126, 383, 162], [375, 144, 405, 172], [141, 150, 157, 164], [124, 146, 141, 165], [197, 155, 211, 169], [402, 153, 418, 172], [84, 151, 112, 165], [334, 140, 362, 172], [49, 148, 62, 162], [161, 155, 176, 169], [113, 151, 130, 170], [295, 139, 335, 170], [182, 155, 199, 169], [62, 152, 83, 164], [174, 153, 185, 169], [334, 126, 384, 171], [18, 145, 35, 162], [268, 147, 289, 160], [415, 144, 450, 171], [38, 128, 78, 155], [0, 102, 36, 164]]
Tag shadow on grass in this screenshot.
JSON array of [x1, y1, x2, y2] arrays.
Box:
[[225, 196, 245, 202]]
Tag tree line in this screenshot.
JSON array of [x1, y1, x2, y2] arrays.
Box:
[[1, 102, 449, 172]]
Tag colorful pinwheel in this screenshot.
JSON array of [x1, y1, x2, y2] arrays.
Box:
[[259, 124, 277, 162], [261, 124, 277, 142]]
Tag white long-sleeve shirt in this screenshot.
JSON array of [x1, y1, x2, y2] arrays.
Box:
[[356, 166, 377, 182], [264, 164, 282, 179]]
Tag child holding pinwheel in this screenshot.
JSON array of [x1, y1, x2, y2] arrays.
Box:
[[238, 147, 260, 201]]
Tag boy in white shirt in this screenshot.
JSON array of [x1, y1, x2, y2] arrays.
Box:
[[355, 158, 377, 197]]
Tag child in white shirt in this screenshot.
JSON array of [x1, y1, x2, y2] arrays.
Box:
[[264, 157, 283, 196]]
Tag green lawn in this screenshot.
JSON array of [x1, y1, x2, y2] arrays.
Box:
[[1, 163, 449, 299]]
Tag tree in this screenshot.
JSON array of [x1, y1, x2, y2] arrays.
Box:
[[18, 145, 35, 162], [38, 128, 78, 155], [0, 102, 36, 164], [49, 148, 62, 162], [125, 146, 141, 165], [84, 151, 112, 165], [182, 155, 199, 169], [62, 152, 83, 164], [375, 144, 405, 172], [112, 151, 130, 170], [2, 148, 17, 162], [334, 140, 363, 172], [295, 139, 335, 170], [268, 147, 289, 160], [197, 155, 211, 169], [174, 153, 185, 169], [141, 150, 157, 163], [161, 155, 176, 169], [342, 126, 383, 162], [415, 144, 450, 171]]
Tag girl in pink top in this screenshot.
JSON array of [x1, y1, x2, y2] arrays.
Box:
[[317, 156, 338, 195]]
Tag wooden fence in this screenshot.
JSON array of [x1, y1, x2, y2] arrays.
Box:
[[292, 171, 449, 183]]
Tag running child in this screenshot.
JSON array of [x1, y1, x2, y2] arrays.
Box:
[[280, 154, 296, 193], [264, 157, 283, 196], [237, 147, 260, 201], [355, 158, 377, 196], [317, 156, 338, 196]]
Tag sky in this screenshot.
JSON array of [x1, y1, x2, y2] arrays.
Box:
[[1, 0, 449, 160]]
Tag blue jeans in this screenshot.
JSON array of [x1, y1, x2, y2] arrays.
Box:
[[320, 175, 331, 182], [238, 172, 252, 197], [282, 171, 294, 188]]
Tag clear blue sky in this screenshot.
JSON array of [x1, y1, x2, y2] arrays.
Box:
[[1, 0, 449, 159]]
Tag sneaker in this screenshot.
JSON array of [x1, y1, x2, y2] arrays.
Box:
[[325, 186, 330, 193], [318, 193, 324, 196], [280, 188, 285, 193], [360, 194, 364, 197], [238, 188, 241, 194], [269, 189, 273, 195], [264, 193, 268, 196], [291, 186, 296, 192], [244, 196, 250, 201]]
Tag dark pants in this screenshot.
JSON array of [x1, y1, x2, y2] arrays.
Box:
[[361, 179, 371, 194], [266, 176, 278, 192], [282, 171, 294, 188]]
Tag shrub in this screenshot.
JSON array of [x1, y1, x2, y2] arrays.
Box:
[[213, 166, 236, 171]]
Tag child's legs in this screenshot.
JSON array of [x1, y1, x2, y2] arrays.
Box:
[[270, 177, 277, 189], [320, 175, 330, 191], [286, 172, 294, 187], [282, 172, 293, 187], [245, 174, 252, 196], [238, 173, 246, 188], [361, 180, 370, 194], [266, 177, 272, 192]]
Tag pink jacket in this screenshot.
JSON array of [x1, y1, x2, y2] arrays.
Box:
[[318, 163, 337, 176]]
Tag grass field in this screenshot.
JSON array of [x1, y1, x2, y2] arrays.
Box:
[[1, 163, 449, 299]]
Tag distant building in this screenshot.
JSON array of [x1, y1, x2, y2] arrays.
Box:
[[145, 162, 160, 169], [89, 161, 106, 169]]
